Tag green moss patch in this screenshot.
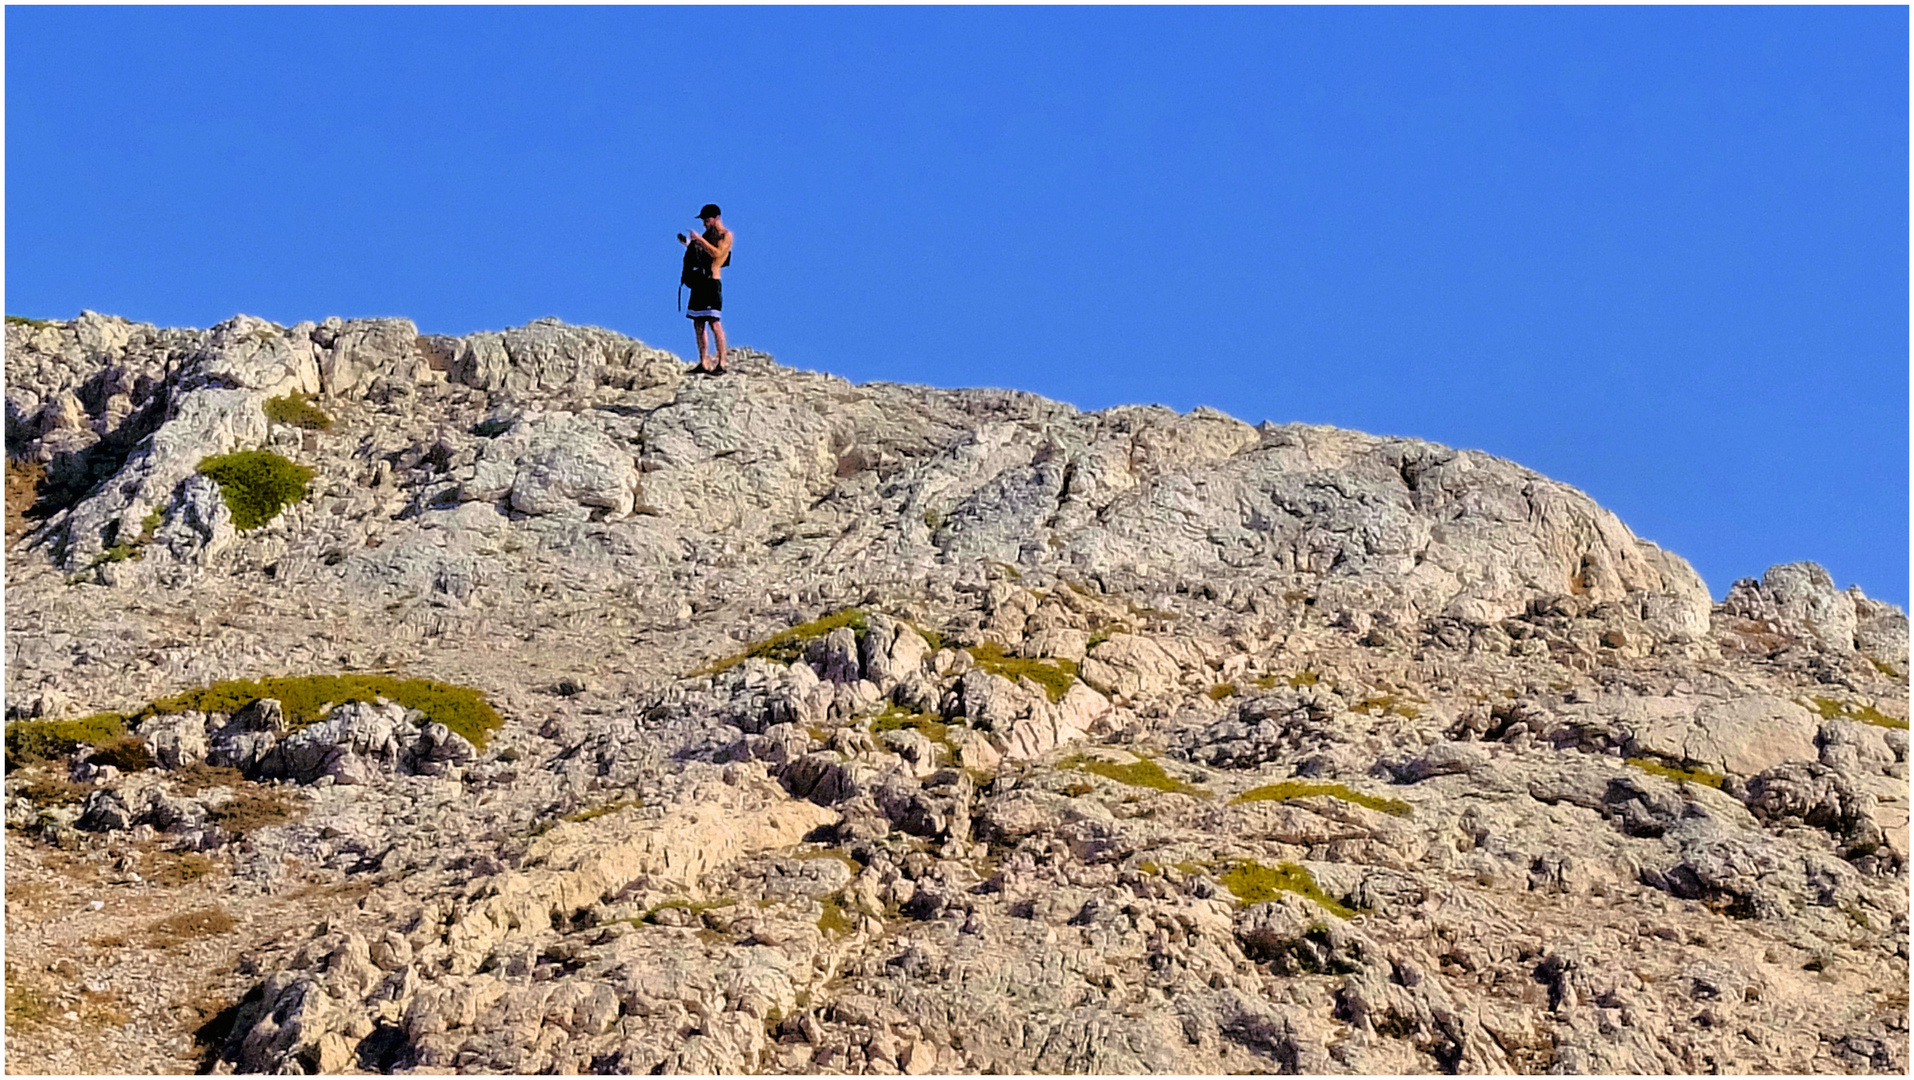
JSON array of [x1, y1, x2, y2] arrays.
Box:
[[1060, 753, 1211, 799], [1207, 683, 1237, 701], [563, 797, 642, 824], [6, 713, 129, 770], [966, 642, 1078, 703], [1354, 694, 1420, 720], [263, 393, 333, 431], [900, 619, 946, 652], [817, 893, 859, 936], [139, 673, 501, 748], [5, 315, 57, 330], [690, 608, 868, 677], [1624, 757, 1725, 790], [1219, 860, 1355, 919], [1232, 780, 1410, 816], [870, 705, 959, 754], [794, 847, 864, 875], [196, 450, 313, 530], [1807, 697, 1909, 731]]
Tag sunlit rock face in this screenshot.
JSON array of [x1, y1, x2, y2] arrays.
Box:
[[4, 313, 1905, 1075]]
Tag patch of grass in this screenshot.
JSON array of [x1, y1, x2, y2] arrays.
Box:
[[870, 705, 959, 755], [1207, 683, 1236, 701], [1086, 627, 1115, 650], [1624, 757, 1725, 790], [5, 968, 54, 1030], [1233, 780, 1411, 816], [817, 893, 859, 936], [6, 713, 129, 770], [1287, 670, 1321, 688], [149, 907, 238, 947], [1354, 694, 1420, 720], [795, 847, 864, 875], [139, 673, 502, 748], [195, 450, 313, 531], [1060, 753, 1211, 799], [689, 608, 869, 678], [900, 619, 946, 652], [1867, 657, 1906, 681], [966, 642, 1078, 703], [1219, 860, 1355, 919], [923, 509, 945, 532], [563, 797, 642, 824], [1806, 697, 1909, 731], [5, 315, 57, 329], [263, 393, 333, 432]]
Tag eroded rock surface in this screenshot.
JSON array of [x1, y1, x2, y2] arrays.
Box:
[[4, 313, 1906, 1075]]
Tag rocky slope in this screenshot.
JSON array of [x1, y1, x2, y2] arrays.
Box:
[[4, 311, 1907, 1074]]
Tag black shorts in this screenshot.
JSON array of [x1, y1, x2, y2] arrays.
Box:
[[686, 277, 722, 319]]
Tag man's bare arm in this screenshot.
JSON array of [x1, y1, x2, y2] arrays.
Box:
[[690, 228, 733, 268]]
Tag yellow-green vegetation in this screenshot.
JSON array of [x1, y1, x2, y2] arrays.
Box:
[[1806, 697, 1909, 731], [817, 894, 859, 936], [1288, 670, 1321, 688], [1868, 657, 1906, 681], [923, 509, 945, 531], [965, 642, 1078, 703], [1060, 753, 1211, 799], [1354, 694, 1421, 720], [794, 847, 863, 875], [71, 509, 163, 580], [196, 450, 313, 530], [870, 705, 959, 754], [690, 608, 868, 677], [1207, 683, 1237, 701], [5, 315, 57, 330], [1625, 757, 1725, 790], [900, 619, 946, 651], [5, 967, 53, 1029], [263, 393, 333, 431], [562, 797, 642, 824], [17, 675, 503, 762], [5, 712, 129, 770], [1219, 860, 1356, 919], [142, 673, 503, 747], [1232, 780, 1411, 817]]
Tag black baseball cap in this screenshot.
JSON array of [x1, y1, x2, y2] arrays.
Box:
[[698, 204, 722, 219]]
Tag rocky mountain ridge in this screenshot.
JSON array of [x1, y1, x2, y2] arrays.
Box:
[[3, 310, 1907, 1074]]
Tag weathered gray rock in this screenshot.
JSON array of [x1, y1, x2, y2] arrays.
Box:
[[3, 313, 1905, 1077]]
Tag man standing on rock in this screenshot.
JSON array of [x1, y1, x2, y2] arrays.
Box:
[[681, 204, 733, 375]]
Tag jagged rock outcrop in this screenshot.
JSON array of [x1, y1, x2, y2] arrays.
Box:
[[4, 313, 1905, 1076]]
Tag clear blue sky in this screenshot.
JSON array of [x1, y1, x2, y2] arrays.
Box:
[[7, 6, 1907, 607]]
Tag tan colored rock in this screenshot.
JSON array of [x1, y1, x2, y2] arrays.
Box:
[[430, 782, 836, 974]]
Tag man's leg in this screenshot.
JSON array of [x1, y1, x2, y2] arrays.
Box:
[[692, 319, 710, 368], [711, 319, 727, 370]]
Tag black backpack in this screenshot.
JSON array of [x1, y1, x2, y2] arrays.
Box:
[[677, 232, 732, 309]]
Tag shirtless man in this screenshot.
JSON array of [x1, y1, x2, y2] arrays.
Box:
[[682, 204, 734, 374]]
